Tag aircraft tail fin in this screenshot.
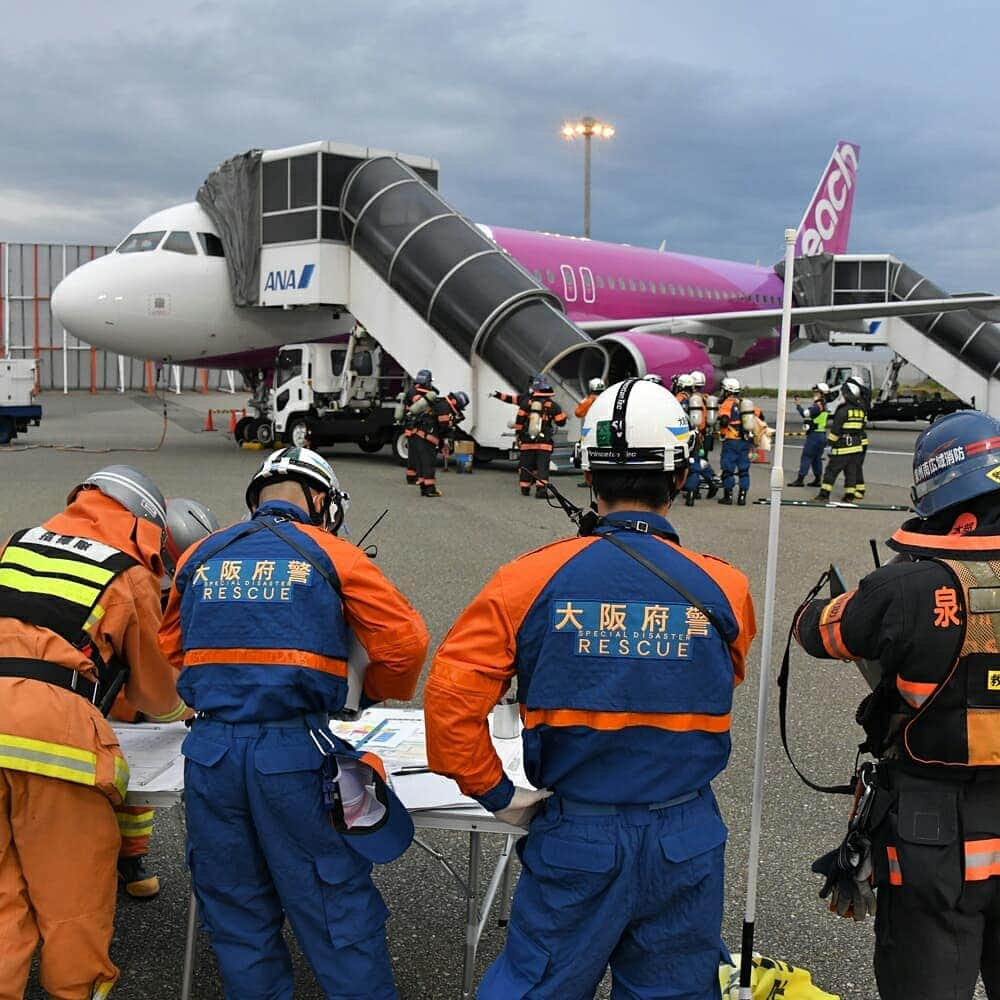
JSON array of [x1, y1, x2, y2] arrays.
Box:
[[794, 141, 860, 257]]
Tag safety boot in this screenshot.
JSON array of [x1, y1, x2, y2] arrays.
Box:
[[118, 856, 160, 900], [421, 484, 442, 497], [520, 486, 531, 497], [839, 494, 855, 504], [706, 477, 721, 499], [806, 479, 822, 488], [737, 489, 747, 506], [813, 491, 830, 502], [535, 486, 548, 499], [718, 491, 733, 505], [406, 473, 418, 485], [685, 492, 696, 507], [788, 478, 805, 487]]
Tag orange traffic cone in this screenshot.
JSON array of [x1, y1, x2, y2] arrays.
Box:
[[228, 410, 238, 434], [203, 410, 216, 432]]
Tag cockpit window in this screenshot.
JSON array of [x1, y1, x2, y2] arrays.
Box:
[[198, 233, 225, 257], [116, 231, 166, 254], [163, 231, 197, 255]]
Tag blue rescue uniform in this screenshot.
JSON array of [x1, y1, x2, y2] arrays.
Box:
[[425, 512, 756, 999], [159, 500, 429, 1000]]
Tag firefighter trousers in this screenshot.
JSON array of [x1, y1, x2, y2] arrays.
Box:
[[819, 451, 861, 498], [720, 438, 750, 492], [871, 765, 1000, 1000], [0, 769, 120, 1000], [518, 447, 552, 491], [410, 434, 438, 486]]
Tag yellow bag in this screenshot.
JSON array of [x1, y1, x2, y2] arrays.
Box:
[[719, 954, 840, 1000]]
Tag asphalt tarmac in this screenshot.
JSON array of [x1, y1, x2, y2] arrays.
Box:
[[3, 390, 979, 1000]]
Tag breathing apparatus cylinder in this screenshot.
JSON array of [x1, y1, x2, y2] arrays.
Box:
[[408, 391, 437, 418], [739, 397, 757, 434], [392, 392, 406, 422], [687, 392, 705, 430], [527, 399, 544, 439], [704, 394, 719, 429]]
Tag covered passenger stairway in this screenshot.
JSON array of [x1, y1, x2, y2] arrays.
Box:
[[792, 254, 1000, 417], [201, 142, 607, 450]]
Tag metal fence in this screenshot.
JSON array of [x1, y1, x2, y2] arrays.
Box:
[[1, 242, 240, 394]]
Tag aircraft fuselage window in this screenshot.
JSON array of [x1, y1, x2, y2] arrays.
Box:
[[545, 269, 555, 284], [163, 231, 197, 255], [638, 280, 646, 292], [198, 233, 226, 257], [668, 284, 676, 295], [116, 231, 166, 254], [660, 283, 668, 294], [596, 275, 605, 289], [687, 286, 695, 297], [618, 277, 625, 290], [276, 349, 303, 387], [628, 279, 636, 292]]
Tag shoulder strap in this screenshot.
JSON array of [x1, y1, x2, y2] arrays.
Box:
[[777, 571, 855, 795], [597, 531, 733, 641], [256, 517, 341, 592]]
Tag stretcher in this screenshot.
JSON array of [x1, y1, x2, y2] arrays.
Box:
[[114, 709, 526, 1000]]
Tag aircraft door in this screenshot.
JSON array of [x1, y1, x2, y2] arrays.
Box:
[[580, 267, 596, 304]]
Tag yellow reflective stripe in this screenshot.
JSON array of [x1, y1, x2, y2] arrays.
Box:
[[149, 700, 188, 724], [84, 604, 107, 632], [114, 756, 130, 801], [91, 978, 115, 999], [0, 734, 97, 786], [2, 545, 115, 586], [116, 811, 154, 834], [0, 567, 101, 607]]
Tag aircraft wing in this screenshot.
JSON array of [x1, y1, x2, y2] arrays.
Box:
[[575, 295, 1000, 336]]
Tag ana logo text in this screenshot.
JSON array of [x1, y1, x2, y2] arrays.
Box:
[[799, 143, 859, 256], [264, 264, 315, 292]]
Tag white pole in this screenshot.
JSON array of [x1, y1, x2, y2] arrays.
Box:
[[117, 356, 125, 393], [738, 228, 797, 997], [61, 245, 68, 394], [172, 365, 182, 395], [2, 242, 9, 358]]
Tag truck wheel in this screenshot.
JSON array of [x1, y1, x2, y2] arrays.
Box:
[[0, 418, 13, 445], [357, 433, 383, 454], [234, 416, 253, 444], [392, 428, 409, 466], [288, 418, 310, 449], [256, 421, 275, 446]]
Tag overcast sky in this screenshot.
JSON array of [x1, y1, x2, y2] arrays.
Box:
[[4, 0, 1000, 290]]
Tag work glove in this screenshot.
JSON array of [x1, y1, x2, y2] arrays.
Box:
[[490, 390, 502, 399], [812, 830, 876, 921], [493, 786, 553, 829]]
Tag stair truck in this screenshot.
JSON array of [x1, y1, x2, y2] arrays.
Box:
[[0, 359, 42, 444]]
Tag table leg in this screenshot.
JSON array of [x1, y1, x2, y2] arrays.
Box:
[[180, 888, 198, 1000], [461, 831, 482, 1000], [498, 837, 517, 927]]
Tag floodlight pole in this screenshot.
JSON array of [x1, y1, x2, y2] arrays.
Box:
[[738, 227, 797, 998]]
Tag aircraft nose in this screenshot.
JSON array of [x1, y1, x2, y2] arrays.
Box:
[[51, 261, 116, 345]]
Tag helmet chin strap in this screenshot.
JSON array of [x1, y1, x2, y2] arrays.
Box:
[[299, 482, 331, 529]]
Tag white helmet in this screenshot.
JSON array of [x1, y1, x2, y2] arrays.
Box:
[[676, 373, 695, 390], [245, 446, 350, 532], [581, 379, 692, 471], [588, 377, 606, 394], [721, 377, 741, 395], [163, 498, 220, 577], [643, 373, 664, 385], [812, 382, 830, 395], [690, 371, 706, 388]]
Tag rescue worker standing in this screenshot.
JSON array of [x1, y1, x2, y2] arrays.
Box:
[[410, 390, 468, 497], [159, 447, 429, 1000], [510, 379, 567, 497], [0, 466, 190, 1000], [574, 377, 605, 420], [789, 383, 830, 488], [402, 369, 436, 486], [794, 410, 1000, 1000], [110, 497, 219, 900], [815, 376, 868, 502], [426, 379, 756, 999], [716, 377, 759, 506]]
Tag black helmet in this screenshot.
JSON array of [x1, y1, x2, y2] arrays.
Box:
[[449, 390, 470, 410]]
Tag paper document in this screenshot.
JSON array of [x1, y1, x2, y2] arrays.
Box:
[[390, 772, 478, 812]]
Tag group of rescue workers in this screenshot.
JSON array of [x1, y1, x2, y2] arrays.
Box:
[[1, 372, 997, 1000], [400, 369, 469, 497]]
